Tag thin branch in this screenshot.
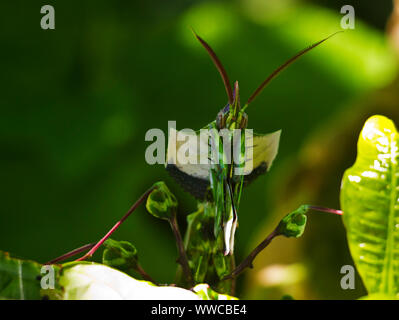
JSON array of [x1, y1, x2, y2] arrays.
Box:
[[136, 263, 157, 284], [75, 186, 155, 261], [169, 213, 192, 284], [45, 243, 95, 265], [224, 228, 281, 280], [224, 205, 343, 279]]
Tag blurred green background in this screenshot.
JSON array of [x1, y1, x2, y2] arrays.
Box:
[[1, 0, 398, 299]]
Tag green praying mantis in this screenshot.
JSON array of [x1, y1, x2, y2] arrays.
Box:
[[46, 31, 344, 296]]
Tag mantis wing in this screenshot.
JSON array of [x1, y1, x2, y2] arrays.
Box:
[[243, 130, 281, 179], [165, 128, 282, 199], [166, 128, 210, 199]]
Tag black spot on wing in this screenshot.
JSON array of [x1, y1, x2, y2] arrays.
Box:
[[166, 164, 210, 200], [167, 162, 268, 200], [243, 162, 268, 186]]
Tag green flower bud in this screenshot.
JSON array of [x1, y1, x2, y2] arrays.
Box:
[[277, 205, 308, 238], [146, 182, 178, 220], [102, 239, 138, 272]]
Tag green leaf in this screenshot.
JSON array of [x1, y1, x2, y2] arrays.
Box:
[[146, 182, 178, 220], [0, 251, 41, 300], [59, 262, 200, 300], [102, 239, 139, 273], [0, 250, 238, 300], [192, 284, 237, 300], [277, 205, 308, 238], [340, 115, 399, 297], [60, 263, 238, 300], [359, 293, 398, 300], [0, 251, 61, 300]]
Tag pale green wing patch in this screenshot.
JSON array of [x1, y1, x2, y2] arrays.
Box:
[[243, 130, 281, 175], [166, 127, 211, 180]]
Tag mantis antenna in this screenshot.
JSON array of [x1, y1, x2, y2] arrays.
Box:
[[192, 29, 234, 105], [246, 31, 343, 105]]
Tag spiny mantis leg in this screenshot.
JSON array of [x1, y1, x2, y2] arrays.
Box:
[[75, 186, 156, 261], [223, 129, 246, 256], [45, 242, 95, 265], [224, 205, 343, 280], [224, 181, 238, 256]]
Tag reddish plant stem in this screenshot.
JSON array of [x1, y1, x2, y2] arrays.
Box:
[[75, 186, 155, 261], [45, 243, 95, 265], [169, 213, 192, 284], [224, 205, 342, 280], [136, 263, 156, 284], [224, 228, 281, 280], [308, 205, 343, 215]]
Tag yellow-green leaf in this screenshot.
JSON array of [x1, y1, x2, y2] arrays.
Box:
[[340, 115, 399, 297]]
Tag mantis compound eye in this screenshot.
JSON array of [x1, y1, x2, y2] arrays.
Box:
[[240, 113, 248, 129], [216, 110, 226, 129]]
